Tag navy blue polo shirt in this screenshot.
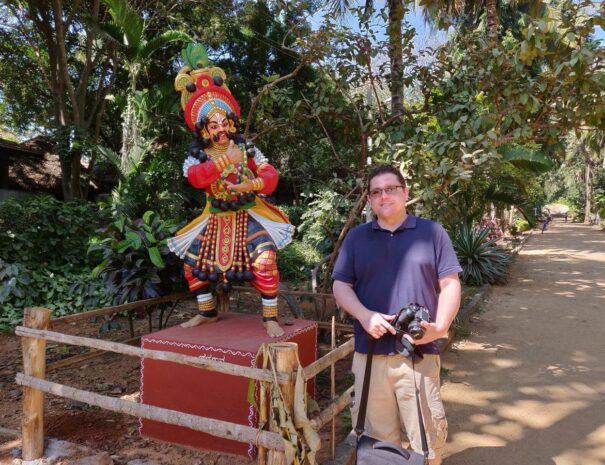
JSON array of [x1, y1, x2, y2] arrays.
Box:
[[332, 215, 462, 355]]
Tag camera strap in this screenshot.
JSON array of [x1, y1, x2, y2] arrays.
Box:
[[355, 338, 429, 462]]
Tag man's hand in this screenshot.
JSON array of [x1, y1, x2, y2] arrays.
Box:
[[403, 320, 446, 346], [360, 311, 397, 340], [225, 140, 244, 165], [404, 273, 461, 346], [224, 178, 254, 193]]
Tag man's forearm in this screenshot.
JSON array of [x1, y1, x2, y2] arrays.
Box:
[[434, 275, 462, 335], [333, 280, 406, 339], [332, 280, 369, 320]]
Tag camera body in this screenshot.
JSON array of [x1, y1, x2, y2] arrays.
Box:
[[392, 303, 430, 361], [394, 303, 430, 340]]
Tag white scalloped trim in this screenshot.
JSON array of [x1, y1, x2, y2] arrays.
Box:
[[183, 156, 201, 177], [253, 147, 268, 166], [139, 338, 257, 458]]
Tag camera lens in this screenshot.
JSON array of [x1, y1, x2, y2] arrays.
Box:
[[407, 321, 424, 340]]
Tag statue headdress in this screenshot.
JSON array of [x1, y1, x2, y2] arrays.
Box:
[[175, 44, 241, 133]]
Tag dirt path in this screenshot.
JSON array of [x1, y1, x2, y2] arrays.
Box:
[[441, 221, 605, 465]]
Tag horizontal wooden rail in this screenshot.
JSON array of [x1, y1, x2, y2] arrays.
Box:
[[232, 286, 334, 299], [46, 336, 141, 373], [315, 321, 353, 332], [0, 426, 20, 438], [303, 339, 354, 381], [311, 386, 354, 431], [15, 326, 289, 384], [51, 292, 192, 325], [15, 373, 284, 452]]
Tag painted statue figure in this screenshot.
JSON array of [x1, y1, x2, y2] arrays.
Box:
[[167, 44, 294, 337]]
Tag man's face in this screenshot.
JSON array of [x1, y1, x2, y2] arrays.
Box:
[[206, 113, 230, 145], [368, 173, 409, 221]]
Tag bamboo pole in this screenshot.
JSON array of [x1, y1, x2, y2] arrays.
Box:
[[15, 326, 289, 384], [21, 307, 51, 461], [311, 386, 354, 431], [15, 373, 284, 451], [50, 292, 191, 325], [303, 339, 354, 381], [267, 343, 298, 465]]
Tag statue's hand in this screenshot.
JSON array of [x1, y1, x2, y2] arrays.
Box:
[[225, 140, 244, 165], [224, 178, 254, 193]]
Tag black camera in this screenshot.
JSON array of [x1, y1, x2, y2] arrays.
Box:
[[393, 303, 430, 361], [394, 303, 430, 340]]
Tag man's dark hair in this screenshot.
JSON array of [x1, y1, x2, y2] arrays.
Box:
[[366, 165, 406, 191]]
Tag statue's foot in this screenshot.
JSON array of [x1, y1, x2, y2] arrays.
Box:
[[264, 320, 285, 338], [180, 314, 218, 328]]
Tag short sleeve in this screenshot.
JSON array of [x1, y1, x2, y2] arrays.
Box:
[[331, 231, 356, 284], [434, 225, 463, 279]]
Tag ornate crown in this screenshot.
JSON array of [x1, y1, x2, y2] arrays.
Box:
[[175, 44, 241, 132]]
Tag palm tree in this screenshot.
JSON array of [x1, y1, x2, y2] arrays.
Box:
[[417, 0, 541, 38], [573, 131, 605, 223], [99, 0, 189, 169]]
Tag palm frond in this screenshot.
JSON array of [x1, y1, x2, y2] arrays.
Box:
[[101, 0, 143, 51], [498, 143, 554, 172], [139, 31, 191, 61], [93, 21, 124, 44]]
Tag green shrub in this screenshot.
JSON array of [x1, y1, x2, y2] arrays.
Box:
[[89, 210, 184, 304], [0, 259, 113, 331], [452, 223, 512, 286], [277, 239, 322, 282], [0, 195, 108, 271], [514, 218, 531, 233], [278, 205, 306, 228], [298, 189, 353, 255]]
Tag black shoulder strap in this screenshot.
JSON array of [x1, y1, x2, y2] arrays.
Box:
[[354, 338, 375, 436], [354, 338, 429, 462], [412, 357, 429, 462]]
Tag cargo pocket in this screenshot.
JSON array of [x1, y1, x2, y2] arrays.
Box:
[[429, 416, 448, 457]]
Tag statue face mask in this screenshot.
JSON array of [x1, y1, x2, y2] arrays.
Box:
[[207, 113, 230, 145]]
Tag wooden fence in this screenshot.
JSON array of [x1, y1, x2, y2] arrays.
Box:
[[15, 297, 354, 465]]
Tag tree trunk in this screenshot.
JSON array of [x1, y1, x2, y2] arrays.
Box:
[[486, 0, 499, 39], [584, 157, 593, 224], [387, 0, 405, 115]]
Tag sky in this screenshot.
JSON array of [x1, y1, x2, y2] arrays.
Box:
[[310, 2, 605, 50]]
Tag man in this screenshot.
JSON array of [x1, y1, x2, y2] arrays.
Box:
[[332, 164, 462, 465], [167, 45, 295, 337]]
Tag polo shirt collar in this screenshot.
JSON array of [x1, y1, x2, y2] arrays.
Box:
[[372, 214, 417, 232]]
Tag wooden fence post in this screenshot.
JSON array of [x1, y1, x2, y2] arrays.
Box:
[[267, 342, 298, 465], [21, 307, 52, 461]]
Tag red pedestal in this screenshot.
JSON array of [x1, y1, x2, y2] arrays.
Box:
[[139, 312, 317, 458]]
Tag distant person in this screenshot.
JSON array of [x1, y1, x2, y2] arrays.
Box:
[[564, 212, 568, 223], [541, 214, 553, 234]]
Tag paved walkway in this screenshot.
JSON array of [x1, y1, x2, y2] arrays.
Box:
[[441, 221, 605, 465]]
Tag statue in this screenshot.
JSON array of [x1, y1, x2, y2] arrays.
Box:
[[167, 44, 295, 338]]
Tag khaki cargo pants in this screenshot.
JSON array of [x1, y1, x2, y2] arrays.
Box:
[[351, 352, 448, 461]]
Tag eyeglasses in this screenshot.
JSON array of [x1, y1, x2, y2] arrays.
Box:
[[368, 185, 404, 199]]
